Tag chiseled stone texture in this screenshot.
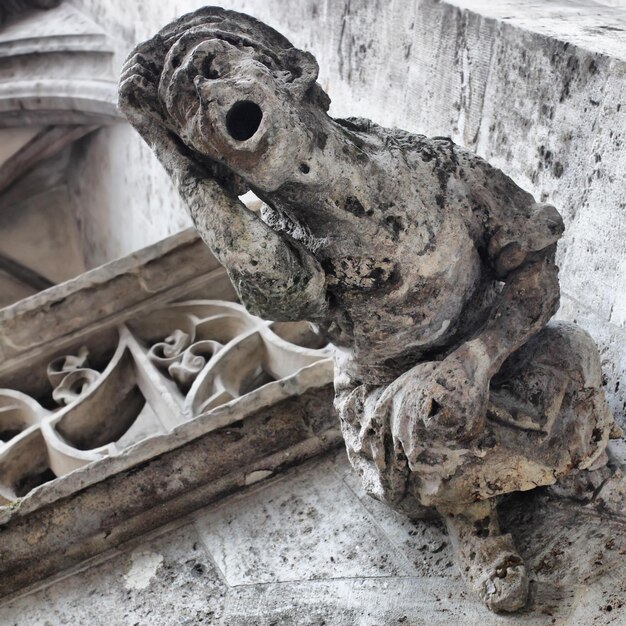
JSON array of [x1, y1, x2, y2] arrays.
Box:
[[1, 449, 624, 625], [194, 456, 411, 585], [557, 294, 626, 435]]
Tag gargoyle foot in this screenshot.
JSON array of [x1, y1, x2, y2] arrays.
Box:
[[444, 501, 529, 613]]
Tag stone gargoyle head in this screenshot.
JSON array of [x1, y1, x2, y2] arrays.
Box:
[[134, 6, 331, 192]]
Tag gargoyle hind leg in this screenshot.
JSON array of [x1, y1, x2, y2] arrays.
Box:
[[442, 321, 621, 612], [540, 325, 626, 515], [444, 499, 529, 613], [491, 320, 621, 512]]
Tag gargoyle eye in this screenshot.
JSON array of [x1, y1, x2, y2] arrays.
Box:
[[226, 100, 263, 141]]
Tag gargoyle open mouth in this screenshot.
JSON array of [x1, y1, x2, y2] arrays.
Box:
[[226, 100, 264, 142]]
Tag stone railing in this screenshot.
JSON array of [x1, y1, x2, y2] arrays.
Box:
[[0, 299, 330, 503], [0, 229, 338, 596]]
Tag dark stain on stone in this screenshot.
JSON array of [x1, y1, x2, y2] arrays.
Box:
[[559, 55, 580, 103], [321, 257, 336, 279], [344, 195, 366, 217], [316, 131, 328, 150], [383, 215, 405, 241]]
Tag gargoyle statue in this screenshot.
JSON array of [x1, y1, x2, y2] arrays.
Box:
[[119, 7, 624, 613]]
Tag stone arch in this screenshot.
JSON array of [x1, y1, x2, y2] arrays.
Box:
[[0, 1, 121, 306]]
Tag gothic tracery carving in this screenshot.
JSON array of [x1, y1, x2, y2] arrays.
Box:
[[0, 299, 331, 504]]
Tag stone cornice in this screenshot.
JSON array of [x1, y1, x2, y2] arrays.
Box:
[[0, 229, 337, 598]]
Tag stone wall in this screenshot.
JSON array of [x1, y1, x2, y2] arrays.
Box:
[[67, 0, 625, 424]]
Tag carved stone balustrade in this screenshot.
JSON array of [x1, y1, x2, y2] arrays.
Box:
[[0, 229, 339, 597]]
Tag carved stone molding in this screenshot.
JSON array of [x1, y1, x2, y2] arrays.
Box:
[[0, 298, 332, 503], [0, 2, 119, 127], [0, 229, 338, 598]]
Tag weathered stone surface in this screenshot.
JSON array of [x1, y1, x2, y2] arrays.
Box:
[[342, 465, 456, 577], [119, 6, 623, 612], [195, 457, 408, 586], [0, 522, 228, 626], [557, 294, 626, 434], [2, 451, 624, 625]]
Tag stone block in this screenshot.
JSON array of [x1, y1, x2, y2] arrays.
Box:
[[194, 457, 410, 586]]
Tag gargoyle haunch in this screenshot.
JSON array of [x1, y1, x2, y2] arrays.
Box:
[[119, 7, 622, 613]]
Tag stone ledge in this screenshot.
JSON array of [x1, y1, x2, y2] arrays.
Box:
[[449, 0, 626, 61], [0, 384, 340, 598], [3, 450, 624, 624]]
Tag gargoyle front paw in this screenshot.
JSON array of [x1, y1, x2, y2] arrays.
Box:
[[476, 547, 529, 613], [416, 358, 489, 441]]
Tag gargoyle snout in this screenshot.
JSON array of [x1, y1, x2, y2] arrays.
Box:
[[192, 72, 271, 154]]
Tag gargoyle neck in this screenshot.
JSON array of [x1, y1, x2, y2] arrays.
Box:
[[266, 116, 383, 224]]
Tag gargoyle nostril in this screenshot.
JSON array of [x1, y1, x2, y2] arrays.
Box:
[[226, 100, 263, 141]]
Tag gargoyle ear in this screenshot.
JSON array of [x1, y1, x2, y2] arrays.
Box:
[[283, 48, 320, 99]]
